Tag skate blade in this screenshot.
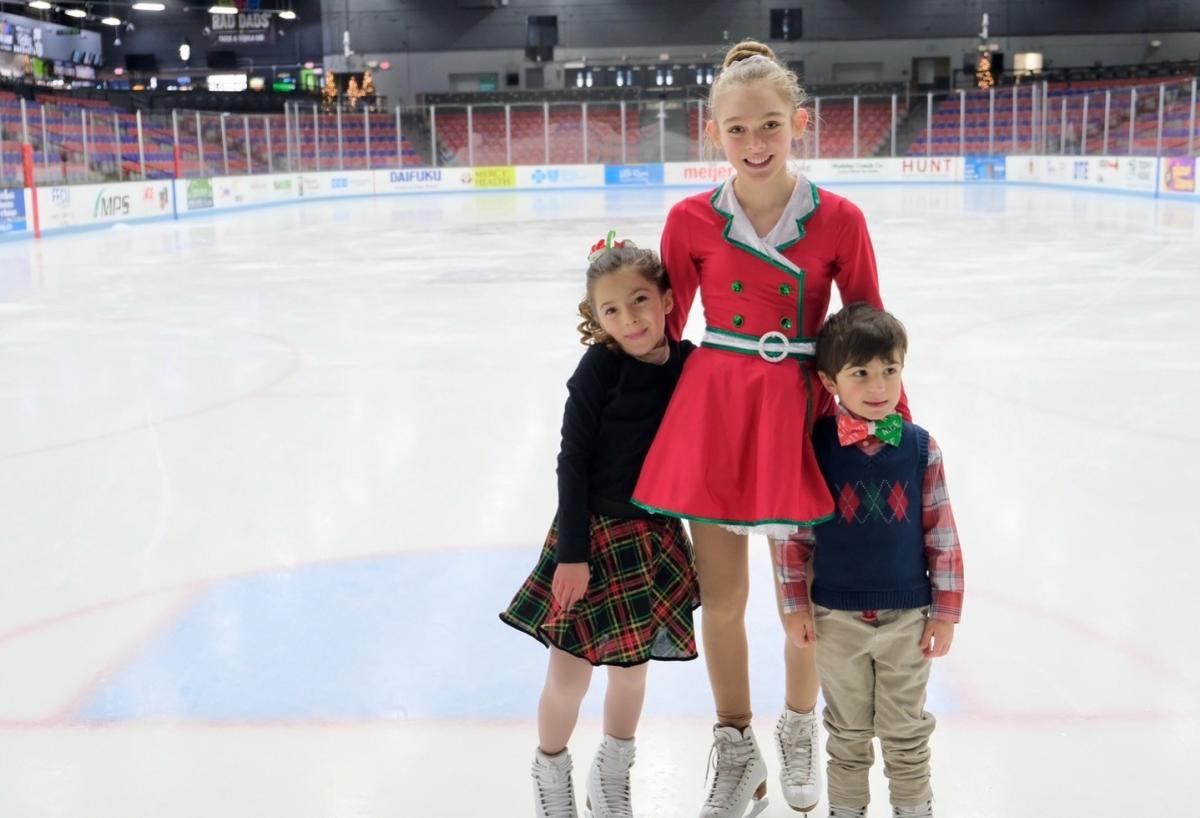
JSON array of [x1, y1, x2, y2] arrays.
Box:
[[744, 796, 769, 818]]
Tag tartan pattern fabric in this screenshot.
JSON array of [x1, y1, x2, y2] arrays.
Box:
[[500, 514, 700, 667], [776, 422, 964, 623]]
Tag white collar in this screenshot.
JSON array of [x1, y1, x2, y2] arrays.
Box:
[[711, 171, 818, 273]]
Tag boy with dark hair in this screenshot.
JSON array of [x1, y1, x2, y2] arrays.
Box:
[[777, 302, 964, 818]]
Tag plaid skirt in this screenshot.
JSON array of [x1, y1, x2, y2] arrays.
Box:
[[499, 513, 700, 667]]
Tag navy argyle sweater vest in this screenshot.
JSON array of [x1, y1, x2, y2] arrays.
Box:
[[810, 415, 932, 612]]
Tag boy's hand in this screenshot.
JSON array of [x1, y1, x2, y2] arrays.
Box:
[[782, 609, 816, 649], [551, 562, 590, 611], [919, 618, 955, 659]]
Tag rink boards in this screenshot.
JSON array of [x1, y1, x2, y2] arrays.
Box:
[[1, 154, 1196, 239]]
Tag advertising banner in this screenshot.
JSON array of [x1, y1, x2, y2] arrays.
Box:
[[963, 155, 1006, 181], [0, 187, 27, 235], [375, 168, 475, 194], [1162, 156, 1197, 196], [604, 164, 665, 186], [516, 165, 605, 189], [469, 166, 517, 189], [663, 162, 737, 186], [40, 181, 173, 232], [209, 12, 275, 46], [298, 171, 374, 198]]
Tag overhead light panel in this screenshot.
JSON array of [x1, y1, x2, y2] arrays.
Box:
[[278, 10, 296, 19], [208, 5, 238, 14], [65, 7, 87, 17], [132, 2, 166, 10], [102, 16, 121, 25], [28, 1, 52, 10]]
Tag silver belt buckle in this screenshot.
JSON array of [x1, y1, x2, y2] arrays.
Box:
[[757, 330, 790, 363]]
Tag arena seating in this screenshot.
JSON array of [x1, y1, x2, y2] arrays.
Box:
[[906, 77, 1197, 155], [1, 96, 425, 183]]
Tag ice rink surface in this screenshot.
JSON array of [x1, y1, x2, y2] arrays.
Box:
[[1, 182, 1197, 817]]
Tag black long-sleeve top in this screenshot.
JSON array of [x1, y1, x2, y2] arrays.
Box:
[[554, 338, 694, 563]]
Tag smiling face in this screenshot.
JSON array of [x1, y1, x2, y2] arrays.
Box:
[[706, 82, 809, 182], [590, 266, 674, 359], [818, 351, 905, 421]]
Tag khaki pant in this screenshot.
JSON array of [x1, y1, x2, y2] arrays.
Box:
[[813, 605, 936, 808]]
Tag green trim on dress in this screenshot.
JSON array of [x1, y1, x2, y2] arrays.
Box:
[[630, 498, 834, 529]]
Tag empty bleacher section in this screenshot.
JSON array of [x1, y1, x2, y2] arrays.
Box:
[[429, 104, 648, 166], [1, 95, 426, 185], [906, 77, 1197, 156], [2, 72, 1197, 188]]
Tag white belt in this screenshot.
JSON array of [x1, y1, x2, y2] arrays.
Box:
[[701, 329, 816, 363]]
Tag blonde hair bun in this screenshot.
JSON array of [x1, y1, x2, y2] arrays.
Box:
[[722, 39, 777, 69]]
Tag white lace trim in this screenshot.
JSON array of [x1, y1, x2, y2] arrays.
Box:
[[719, 522, 799, 540]]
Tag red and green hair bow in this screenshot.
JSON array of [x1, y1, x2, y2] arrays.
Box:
[[588, 229, 638, 263]]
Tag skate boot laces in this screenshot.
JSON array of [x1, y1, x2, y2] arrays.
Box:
[[533, 753, 577, 818], [776, 712, 816, 787], [703, 728, 759, 809], [590, 741, 635, 818]]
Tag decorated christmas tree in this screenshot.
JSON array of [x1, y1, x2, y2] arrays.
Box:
[[322, 71, 338, 111], [362, 70, 376, 111]]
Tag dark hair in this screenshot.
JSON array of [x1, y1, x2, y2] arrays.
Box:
[[816, 302, 908, 378], [576, 245, 669, 352]]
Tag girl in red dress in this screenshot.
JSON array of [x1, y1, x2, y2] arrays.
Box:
[[630, 40, 908, 818]]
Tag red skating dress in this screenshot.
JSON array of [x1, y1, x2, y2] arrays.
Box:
[[631, 174, 908, 538]]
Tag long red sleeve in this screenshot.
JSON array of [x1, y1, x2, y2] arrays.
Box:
[[660, 200, 701, 342]]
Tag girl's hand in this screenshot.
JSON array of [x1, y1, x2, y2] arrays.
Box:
[[551, 562, 590, 611]]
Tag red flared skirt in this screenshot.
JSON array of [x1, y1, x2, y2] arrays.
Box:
[[631, 346, 834, 531]]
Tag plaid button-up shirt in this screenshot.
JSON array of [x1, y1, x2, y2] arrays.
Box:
[[776, 408, 964, 622]]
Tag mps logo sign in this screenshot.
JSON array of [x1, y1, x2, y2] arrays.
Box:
[[93, 190, 131, 218]]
